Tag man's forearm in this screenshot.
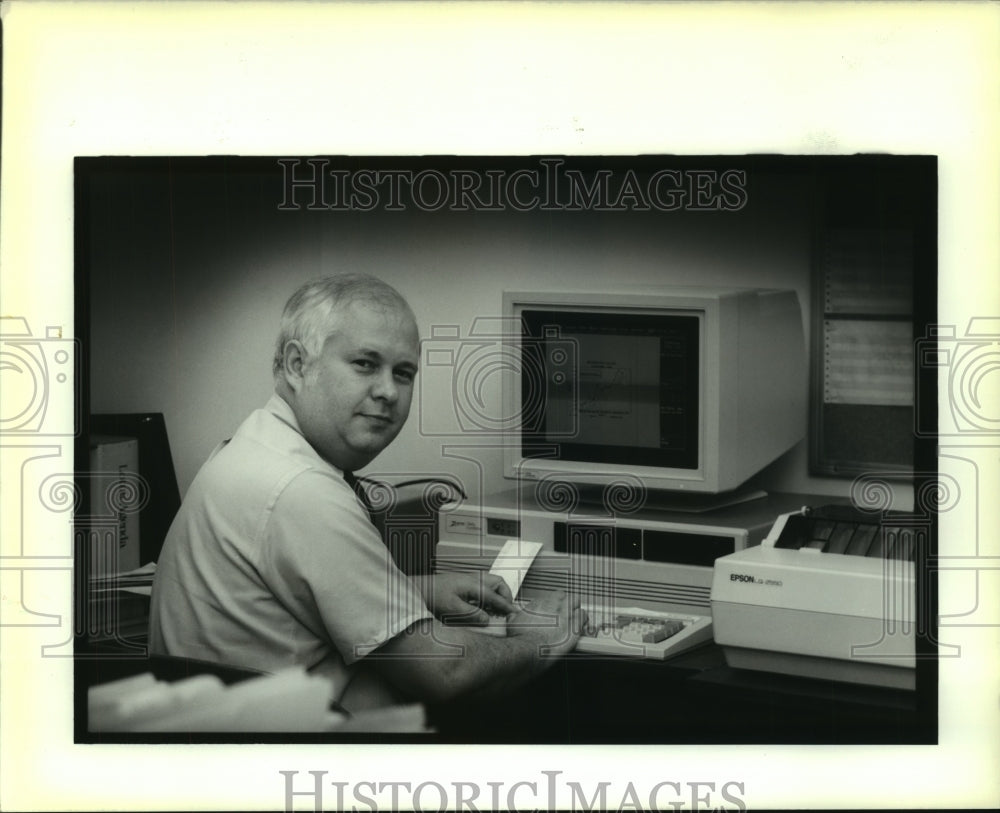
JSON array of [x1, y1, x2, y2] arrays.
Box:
[[372, 618, 565, 704], [435, 621, 564, 700]]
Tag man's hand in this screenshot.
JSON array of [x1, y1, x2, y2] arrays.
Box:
[[420, 572, 517, 626], [506, 590, 586, 658]]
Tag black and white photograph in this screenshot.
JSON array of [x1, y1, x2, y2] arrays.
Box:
[[1, 3, 998, 811], [74, 154, 937, 750]]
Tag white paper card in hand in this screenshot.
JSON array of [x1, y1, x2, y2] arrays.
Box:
[[489, 539, 543, 600]]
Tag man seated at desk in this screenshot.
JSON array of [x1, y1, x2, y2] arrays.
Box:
[[149, 273, 585, 712]]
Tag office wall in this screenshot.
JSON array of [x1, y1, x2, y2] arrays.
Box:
[[86, 159, 909, 507]]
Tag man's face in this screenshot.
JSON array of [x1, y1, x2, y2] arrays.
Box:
[[292, 299, 419, 472]]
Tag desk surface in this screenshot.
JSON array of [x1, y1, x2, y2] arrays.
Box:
[[76, 642, 928, 743], [424, 643, 926, 745]]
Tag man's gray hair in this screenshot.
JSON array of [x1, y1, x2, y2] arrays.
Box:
[[272, 273, 414, 376]]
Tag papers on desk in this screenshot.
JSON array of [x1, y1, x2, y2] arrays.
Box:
[[89, 561, 157, 596], [85, 562, 156, 646], [88, 667, 427, 733]]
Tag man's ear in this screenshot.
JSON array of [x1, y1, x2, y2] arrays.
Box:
[[280, 340, 308, 392]]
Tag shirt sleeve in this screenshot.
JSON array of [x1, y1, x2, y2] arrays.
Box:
[[259, 469, 433, 665]]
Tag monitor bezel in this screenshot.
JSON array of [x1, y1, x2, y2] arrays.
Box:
[[502, 288, 735, 493]]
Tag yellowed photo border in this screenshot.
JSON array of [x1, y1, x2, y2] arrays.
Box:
[[2, 1, 998, 810]]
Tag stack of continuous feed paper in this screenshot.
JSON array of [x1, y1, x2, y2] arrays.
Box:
[[88, 667, 426, 733], [85, 562, 156, 647]]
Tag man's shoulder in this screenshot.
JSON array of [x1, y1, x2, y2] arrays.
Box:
[[205, 429, 334, 493], [188, 408, 330, 498], [229, 403, 331, 471]]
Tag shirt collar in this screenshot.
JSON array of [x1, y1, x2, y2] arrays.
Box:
[[265, 391, 299, 431]]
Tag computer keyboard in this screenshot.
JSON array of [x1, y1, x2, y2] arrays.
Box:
[[468, 538, 714, 660], [472, 599, 713, 660], [575, 603, 713, 660]]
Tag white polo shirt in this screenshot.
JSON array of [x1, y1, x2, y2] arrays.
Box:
[[148, 393, 433, 710]]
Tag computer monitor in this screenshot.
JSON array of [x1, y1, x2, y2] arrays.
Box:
[[502, 287, 808, 495]]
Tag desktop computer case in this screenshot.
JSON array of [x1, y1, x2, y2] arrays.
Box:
[[436, 489, 810, 614]]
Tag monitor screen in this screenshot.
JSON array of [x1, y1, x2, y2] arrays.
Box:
[[520, 308, 700, 470]]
